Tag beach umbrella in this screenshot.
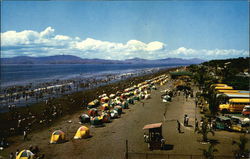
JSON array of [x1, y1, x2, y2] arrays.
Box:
[[74, 126, 90, 139], [50, 130, 65, 144], [110, 110, 119, 118], [16, 150, 34, 159], [88, 108, 98, 116], [114, 106, 123, 115], [90, 116, 103, 125], [79, 114, 90, 123]]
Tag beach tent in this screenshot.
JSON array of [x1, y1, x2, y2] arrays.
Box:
[[101, 113, 111, 123], [79, 114, 90, 123], [133, 95, 140, 101], [101, 96, 109, 103], [101, 103, 110, 111], [145, 94, 151, 99], [88, 108, 98, 117], [121, 101, 129, 109], [109, 94, 116, 99], [50, 130, 65, 144], [128, 98, 134, 104], [114, 106, 123, 115], [90, 116, 103, 126], [16, 150, 34, 159], [110, 110, 119, 118], [74, 126, 90, 139], [87, 99, 99, 108]]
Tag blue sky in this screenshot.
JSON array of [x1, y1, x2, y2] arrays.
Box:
[[1, 1, 249, 60]]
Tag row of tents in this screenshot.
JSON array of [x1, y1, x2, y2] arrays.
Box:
[[52, 74, 169, 143], [15, 74, 170, 158]]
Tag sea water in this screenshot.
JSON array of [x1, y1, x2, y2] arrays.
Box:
[[1, 63, 184, 88]]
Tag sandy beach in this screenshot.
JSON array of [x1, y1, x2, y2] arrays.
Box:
[[1, 68, 249, 159]]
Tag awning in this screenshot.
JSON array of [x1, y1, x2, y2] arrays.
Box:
[[143, 123, 162, 130]]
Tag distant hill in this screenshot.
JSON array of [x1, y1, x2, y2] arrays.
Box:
[[1, 55, 205, 65]]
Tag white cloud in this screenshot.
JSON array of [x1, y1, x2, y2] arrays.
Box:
[[1, 27, 248, 60], [145, 41, 165, 51]]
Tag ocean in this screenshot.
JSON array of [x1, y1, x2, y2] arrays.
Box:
[[1, 63, 184, 88]]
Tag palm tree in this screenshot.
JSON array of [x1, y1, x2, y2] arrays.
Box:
[[201, 143, 218, 159], [232, 135, 249, 158], [198, 120, 215, 142]]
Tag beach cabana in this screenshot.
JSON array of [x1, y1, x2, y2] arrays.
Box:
[[90, 116, 103, 126], [74, 126, 90, 139], [50, 130, 65, 144], [88, 108, 98, 117], [16, 150, 34, 159], [79, 114, 90, 123]]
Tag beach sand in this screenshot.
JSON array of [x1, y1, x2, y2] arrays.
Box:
[[1, 69, 249, 159]]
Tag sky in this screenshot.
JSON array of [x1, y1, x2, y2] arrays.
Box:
[[1, 1, 249, 60]]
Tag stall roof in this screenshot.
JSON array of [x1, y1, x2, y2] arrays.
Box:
[[143, 123, 162, 130]]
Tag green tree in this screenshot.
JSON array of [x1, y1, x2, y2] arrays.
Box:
[[232, 135, 249, 158], [198, 120, 215, 142], [201, 143, 218, 159]]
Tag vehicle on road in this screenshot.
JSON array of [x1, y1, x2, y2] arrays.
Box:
[[143, 123, 165, 150], [242, 105, 250, 116], [219, 98, 250, 113], [215, 116, 231, 130]]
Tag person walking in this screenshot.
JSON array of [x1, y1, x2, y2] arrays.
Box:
[[177, 120, 181, 133], [195, 118, 199, 132]]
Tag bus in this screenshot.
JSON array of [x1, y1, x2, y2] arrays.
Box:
[[210, 84, 228, 88], [219, 98, 250, 113], [214, 86, 233, 90], [217, 90, 240, 93]]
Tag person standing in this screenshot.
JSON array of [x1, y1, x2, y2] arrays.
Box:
[[177, 120, 181, 133], [23, 130, 27, 141], [184, 114, 187, 126], [186, 115, 189, 126], [9, 152, 14, 159], [15, 149, 19, 157]]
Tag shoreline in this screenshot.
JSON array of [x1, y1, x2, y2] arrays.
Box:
[[0, 66, 175, 112], [0, 67, 179, 139]]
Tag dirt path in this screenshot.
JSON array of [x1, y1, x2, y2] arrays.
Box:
[[1, 80, 249, 159]]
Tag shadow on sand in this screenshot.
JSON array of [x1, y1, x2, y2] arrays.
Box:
[[162, 144, 174, 150]]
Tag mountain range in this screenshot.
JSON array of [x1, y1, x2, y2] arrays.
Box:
[[1, 55, 205, 65]]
